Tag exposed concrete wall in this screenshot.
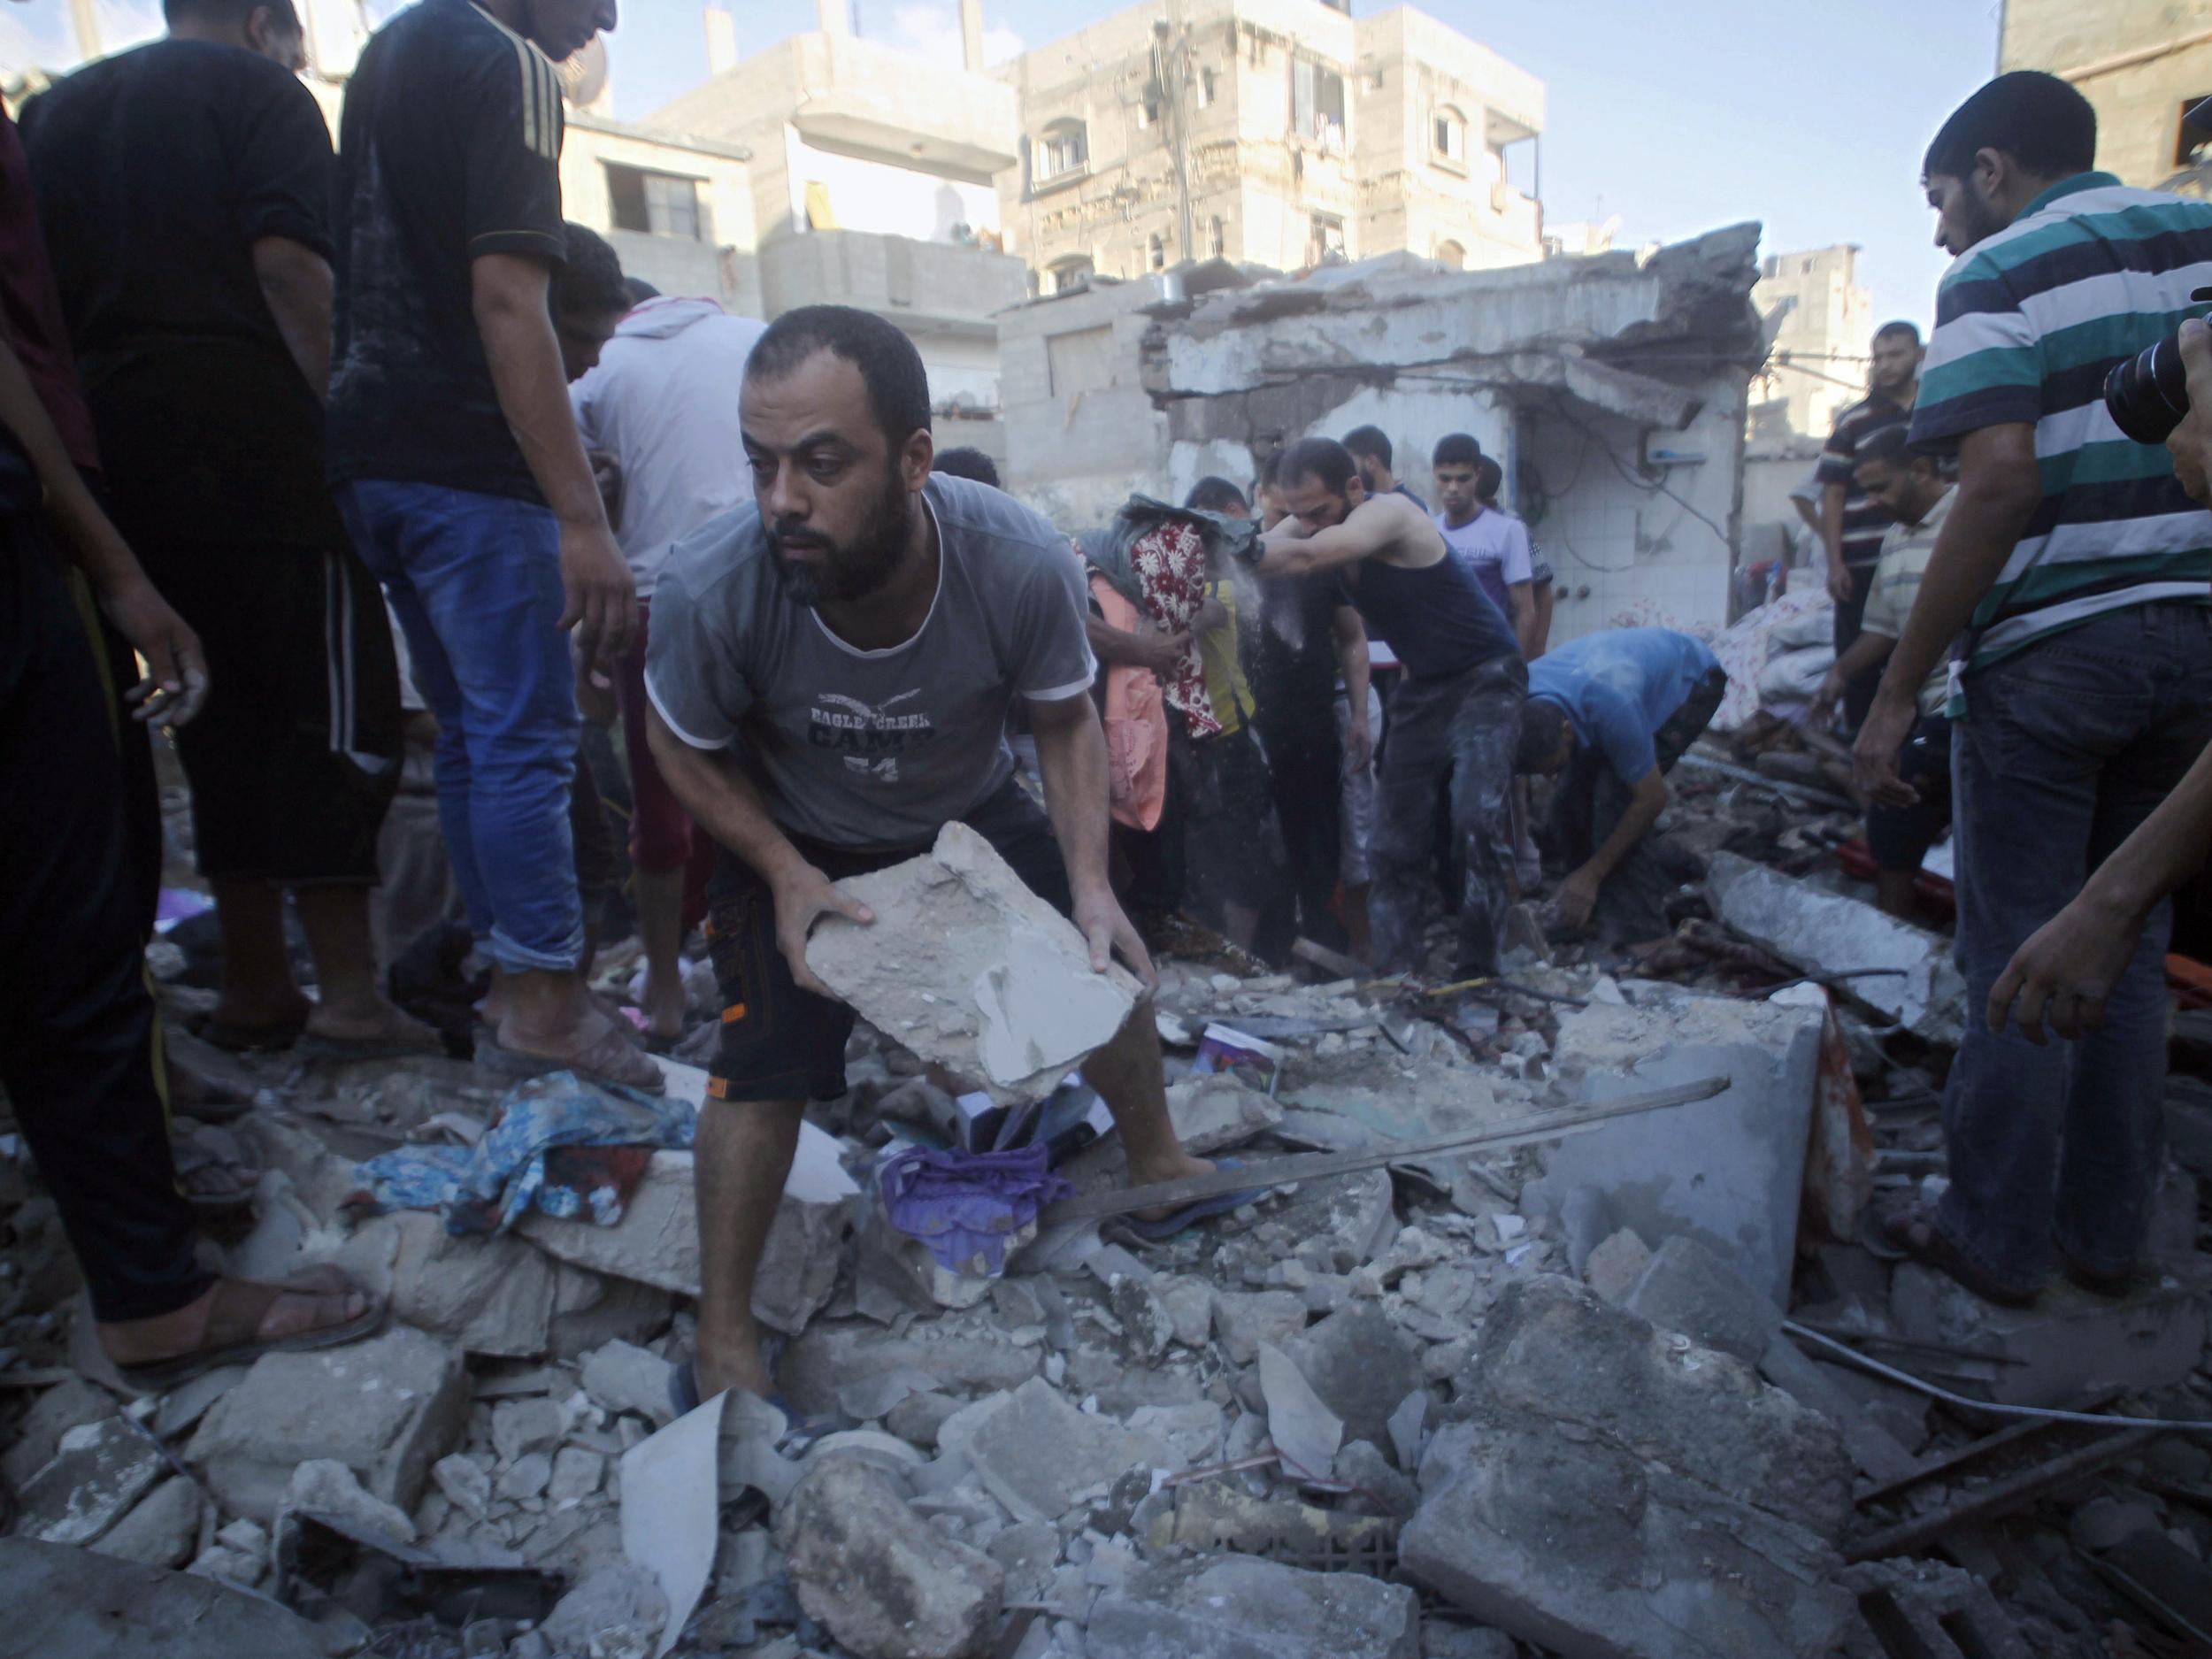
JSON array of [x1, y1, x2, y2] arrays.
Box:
[[1999, 0, 2212, 190], [557, 116, 763, 318], [998, 278, 1176, 526], [1746, 244, 1871, 447], [757, 230, 1028, 339]]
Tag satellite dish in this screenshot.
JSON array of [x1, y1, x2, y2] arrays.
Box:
[[558, 37, 610, 109]]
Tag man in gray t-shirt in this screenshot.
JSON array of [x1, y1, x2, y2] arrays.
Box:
[[644, 306, 1224, 1406]]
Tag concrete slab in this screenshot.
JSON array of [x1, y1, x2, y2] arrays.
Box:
[[1524, 986, 1825, 1305], [1088, 1555, 1419, 1659], [0, 1539, 328, 1658]]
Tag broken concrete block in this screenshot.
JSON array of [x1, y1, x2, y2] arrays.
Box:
[[549, 1446, 604, 1503], [520, 1135, 856, 1337], [1283, 1304, 1422, 1453], [580, 1339, 675, 1427], [1839, 1559, 2032, 1659], [777, 1459, 1004, 1659], [187, 1326, 467, 1523], [1087, 1555, 1419, 1659], [541, 1561, 666, 1659], [432, 1453, 493, 1520], [1463, 1276, 1853, 1538], [778, 1321, 1041, 1417], [1707, 851, 1965, 1041], [0, 1537, 330, 1658], [1583, 1227, 1651, 1304], [958, 1379, 1178, 1523], [1756, 1335, 1919, 1484], [547, 1263, 676, 1363], [1166, 1072, 1283, 1155], [278, 1457, 416, 1544], [17, 1416, 166, 1545], [1257, 1342, 1343, 1484], [807, 823, 1142, 1104], [1624, 1233, 1783, 1366], [492, 1396, 570, 1465], [1889, 1262, 2210, 1409], [1402, 1416, 1860, 1659], [1269, 1168, 1399, 1273], [1522, 986, 1825, 1304], [1209, 1289, 1309, 1365], [89, 1477, 204, 1570], [2, 1375, 115, 1489], [1157, 1277, 1215, 1348], [358, 1211, 557, 1359]]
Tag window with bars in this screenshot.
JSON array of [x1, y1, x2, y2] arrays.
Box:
[[605, 164, 709, 241], [1039, 120, 1090, 180]]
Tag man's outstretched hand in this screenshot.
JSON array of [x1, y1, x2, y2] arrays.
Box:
[[558, 519, 637, 672], [1073, 884, 1156, 991], [1986, 889, 2147, 1045], [99, 575, 209, 726], [1851, 688, 1921, 809], [769, 861, 875, 998]]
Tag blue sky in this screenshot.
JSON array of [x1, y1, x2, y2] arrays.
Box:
[[7, 0, 2003, 330]]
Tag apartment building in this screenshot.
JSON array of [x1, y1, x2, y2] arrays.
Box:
[[1747, 243, 1874, 447], [1997, 0, 2212, 194], [999, 0, 1545, 290]]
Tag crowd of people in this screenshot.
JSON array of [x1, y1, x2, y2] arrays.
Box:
[[0, 0, 2208, 1400]]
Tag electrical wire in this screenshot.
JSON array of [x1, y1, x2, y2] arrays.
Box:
[[1783, 1320, 2212, 1434], [1540, 392, 1737, 549]]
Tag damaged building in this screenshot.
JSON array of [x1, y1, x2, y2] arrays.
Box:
[[1002, 223, 1766, 641]]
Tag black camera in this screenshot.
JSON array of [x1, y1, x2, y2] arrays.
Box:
[[2103, 287, 2212, 447]]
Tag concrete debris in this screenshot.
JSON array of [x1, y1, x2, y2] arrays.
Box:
[[492, 1395, 571, 1464], [278, 1456, 417, 1544], [541, 1561, 668, 1659], [2, 1374, 114, 1489], [1839, 1560, 2032, 1659], [336, 1210, 558, 1358], [1707, 852, 1966, 1042], [1523, 987, 1825, 1304], [1209, 1288, 1309, 1365], [1087, 1555, 1421, 1659], [1283, 1303, 1423, 1455], [1623, 1232, 1783, 1366], [0, 1537, 330, 1658], [580, 1338, 677, 1427], [953, 1377, 1178, 1523], [1256, 1340, 1344, 1483], [433, 1451, 495, 1520], [88, 1475, 205, 1569], [1582, 1226, 1652, 1304], [1166, 1071, 1284, 1155], [780, 1319, 1042, 1417], [187, 1325, 468, 1522], [16, 1414, 167, 1545], [777, 1458, 1005, 1659], [807, 823, 1142, 1103]]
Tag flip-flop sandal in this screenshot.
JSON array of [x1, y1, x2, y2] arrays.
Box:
[[172, 1132, 264, 1215], [115, 1274, 388, 1392], [186, 1009, 308, 1055], [295, 1030, 448, 1063], [1124, 1158, 1263, 1244], [2055, 1244, 2144, 1300], [666, 1355, 837, 1448], [474, 1030, 665, 1095], [1881, 1208, 2039, 1309]]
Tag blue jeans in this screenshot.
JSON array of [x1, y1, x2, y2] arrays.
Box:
[[1938, 603, 2212, 1294], [338, 480, 584, 974]]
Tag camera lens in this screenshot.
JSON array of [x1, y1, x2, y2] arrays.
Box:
[[2104, 334, 2192, 446]]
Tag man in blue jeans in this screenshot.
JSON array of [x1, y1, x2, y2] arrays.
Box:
[[1855, 72, 2212, 1303], [325, 0, 657, 1092]]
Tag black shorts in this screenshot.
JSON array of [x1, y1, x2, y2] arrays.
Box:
[[134, 539, 399, 885], [703, 778, 1073, 1103], [1866, 713, 1954, 872], [1171, 718, 1283, 913]]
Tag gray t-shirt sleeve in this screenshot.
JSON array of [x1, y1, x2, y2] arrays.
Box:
[[1012, 541, 1098, 703], [644, 560, 752, 749]]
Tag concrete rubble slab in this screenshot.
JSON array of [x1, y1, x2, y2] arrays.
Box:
[[541, 1561, 666, 1659], [1707, 852, 1966, 1042], [1624, 1233, 1784, 1366], [1523, 986, 1825, 1304], [779, 1320, 1042, 1418], [1087, 1555, 1421, 1659], [1756, 1336, 1920, 1484], [519, 1132, 856, 1337], [186, 1325, 468, 1522], [956, 1377, 1178, 1524], [1583, 1227, 1651, 1304], [1257, 1341, 1343, 1484], [332, 1210, 558, 1359], [1888, 1262, 2210, 1409], [777, 1458, 1005, 1659], [1839, 1559, 2032, 1659], [88, 1476, 204, 1569], [0, 1538, 330, 1658], [1, 1374, 116, 1489], [1167, 1072, 1284, 1155], [1209, 1288, 1309, 1365], [580, 1338, 677, 1427], [807, 823, 1142, 1104], [1282, 1304, 1423, 1455], [15, 1414, 167, 1546], [1461, 1276, 1854, 1536]]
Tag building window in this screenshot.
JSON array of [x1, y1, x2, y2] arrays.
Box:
[[1198, 67, 1217, 109], [1039, 119, 1089, 181], [1290, 58, 1346, 153], [1148, 234, 1167, 272], [1048, 255, 1094, 296], [1309, 211, 1346, 267], [1209, 216, 1225, 258], [1432, 105, 1467, 165], [2180, 95, 2212, 167], [1434, 238, 1465, 270], [1140, 91, 1162, 129], [605, 164, 709, 241]]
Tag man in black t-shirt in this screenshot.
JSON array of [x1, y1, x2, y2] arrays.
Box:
[[326, 0, 652, 1093], [23, 0, 432, 1061], [1816, 320, 1923, 733]]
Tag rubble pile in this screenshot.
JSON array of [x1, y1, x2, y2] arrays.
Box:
[[6, 762, 2212, 1659]]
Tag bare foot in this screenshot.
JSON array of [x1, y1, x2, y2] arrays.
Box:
[[1129, 1150, 1217, 1224], [693, 1326, 777, 1401], [99, 1274, 374, 1370], [641, 971, 688, 1043], [306, 998, 441, 1050]]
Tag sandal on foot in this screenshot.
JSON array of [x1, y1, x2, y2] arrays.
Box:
[[296, 1027, 446, 1064], [115, 1275, 388, 1392], [667, 1354, 835, 1447], [1881, 1209, 2039, 1308], [172, 1130, 264, 1215], [474, 1028, 664, 1095], [2055, 1244, 2147, 1300], [186, 1008, 308, 1055], [1125, 1159, 1262, 1244]]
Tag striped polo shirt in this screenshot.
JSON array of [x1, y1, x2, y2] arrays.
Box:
[[1910, 172, 2212, 692], [1817, 393, 1913, 569]]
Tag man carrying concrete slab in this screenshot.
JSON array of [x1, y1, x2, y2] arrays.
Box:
[[1513, 627, 1726, 941], [644, 305, 1217, 1403]]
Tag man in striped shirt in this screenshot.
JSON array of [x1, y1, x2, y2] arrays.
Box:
[[1856, 72, 2212, 1306], [1817, 321, 1923, 732]]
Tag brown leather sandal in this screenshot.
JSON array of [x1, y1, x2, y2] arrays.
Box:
[[1881, 1208, 2040, 1309], [114, 1273, 388, 1392]]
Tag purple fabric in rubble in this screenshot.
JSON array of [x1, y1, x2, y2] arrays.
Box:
[[878, 1143, 1075, 1275]]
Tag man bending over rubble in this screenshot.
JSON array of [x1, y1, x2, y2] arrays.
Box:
[[644, 305, 1218, 1402], [1246, 437, 1525, 979], [1514, 626, 1725, 941]]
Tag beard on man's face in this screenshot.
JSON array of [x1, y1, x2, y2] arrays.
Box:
[[767, 464, 913, 609]]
